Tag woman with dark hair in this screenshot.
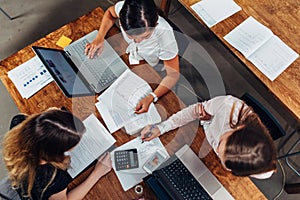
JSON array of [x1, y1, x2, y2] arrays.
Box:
[[85, 0, 180, 114], [141, 95, 277, 179], [3, 109, 112, 199]]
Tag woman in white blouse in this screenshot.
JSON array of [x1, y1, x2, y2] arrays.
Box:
[[85, 0, 180, 114], [141, 95, 277, 179]]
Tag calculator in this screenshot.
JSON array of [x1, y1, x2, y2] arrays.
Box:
[[114, 148, 139, 171]]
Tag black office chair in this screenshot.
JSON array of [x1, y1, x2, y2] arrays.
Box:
[[0, 177, 21, 200], [241, 93, 300, 186], [158, 10, 207, 102], [240, 92, 285, 140]]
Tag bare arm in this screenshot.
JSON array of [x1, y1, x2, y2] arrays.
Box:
[[85, 6, 118, 58], [154, 55, 180, 98], [48, 153, 112, 200], [135, 55, 180, 114]]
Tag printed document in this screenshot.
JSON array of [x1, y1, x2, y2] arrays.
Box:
[[95, 69, 161, 134], [110, 137, 169, 191], [8, 56, 53, 99], [224, 17, 299, 81], [67, 114, 116, 178], [191, 0, 241, 28]]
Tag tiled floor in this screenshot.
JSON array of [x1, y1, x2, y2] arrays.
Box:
[[0, 0, 299, 199]]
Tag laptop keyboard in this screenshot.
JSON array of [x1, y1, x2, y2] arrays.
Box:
[[156, 159, 212, 200], [70, 39, 117, 87], [72, 39, 89, 61], [87, 62, 117, 86]]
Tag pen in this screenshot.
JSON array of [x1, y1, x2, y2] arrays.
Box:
[[141, 124, 156, 144]]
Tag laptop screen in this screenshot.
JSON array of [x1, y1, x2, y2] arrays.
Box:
[[32, 46, 93, 97]]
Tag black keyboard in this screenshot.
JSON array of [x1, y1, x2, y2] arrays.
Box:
[[153, 159, 212, 200]]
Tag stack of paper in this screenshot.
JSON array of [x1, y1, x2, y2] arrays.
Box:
[[8, 56, 53, 99], [191, 0, 241, 28], [95, 69, 161, 135], [224, 17, 299, 81]]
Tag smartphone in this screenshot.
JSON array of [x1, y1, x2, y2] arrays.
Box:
[[143, 150, 168, 174]]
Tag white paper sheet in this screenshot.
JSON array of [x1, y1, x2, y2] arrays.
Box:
[[191, 0, 241, 28], [67, 114, 116, 178], [224, 17, 274, 58], [96, 69, 161, 134], [8, 56, 53, 99], [224, 17, 299, 81], [110, 137, 169, 191], [248, 36, 299, 81]]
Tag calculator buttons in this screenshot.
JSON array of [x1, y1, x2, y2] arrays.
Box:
[[114, 149, 139, 171]]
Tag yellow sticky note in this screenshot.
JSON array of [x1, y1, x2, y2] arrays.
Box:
[[56, 35, 72, 48]]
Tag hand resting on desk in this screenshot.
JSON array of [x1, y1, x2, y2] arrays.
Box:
[[135, 94, 154, 114], [94, 152, 112, 178]]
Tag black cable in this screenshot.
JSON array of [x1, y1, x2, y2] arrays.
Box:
[[277, 150, 300, 160], [277, 137, 300, 159], [272, 160, 285, 200]]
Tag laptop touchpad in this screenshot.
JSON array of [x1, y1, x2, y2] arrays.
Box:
[[198, 170, 222, 195]]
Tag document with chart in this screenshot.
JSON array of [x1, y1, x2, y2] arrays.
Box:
[[95, 69, 161, 134], [8, 56, 53, 99], [224, 16, 299, 81]]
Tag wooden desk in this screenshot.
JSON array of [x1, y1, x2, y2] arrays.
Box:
[[177, 0, 300, 121], [0, 7, 266, 200]]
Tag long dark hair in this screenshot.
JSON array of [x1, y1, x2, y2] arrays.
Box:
[[119, 0, 158, 36], [3, 109, 86, 198], [224, 102, 277, 176]]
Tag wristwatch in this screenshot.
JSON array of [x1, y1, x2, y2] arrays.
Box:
[[150, 92, 158, 103]]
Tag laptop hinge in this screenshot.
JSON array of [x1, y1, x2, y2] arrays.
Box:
[[65, 50, 71, 57]]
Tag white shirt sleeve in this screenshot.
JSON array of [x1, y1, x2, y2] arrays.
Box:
[[155, 96, 228, 135], [156, 17, 178, 60], [250, 170, 274, 179], [114, 1, 124, 17], [156, 103, 200, 134]]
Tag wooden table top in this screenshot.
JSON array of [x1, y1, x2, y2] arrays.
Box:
[[178, 0, 300, 121], [0, 7, 266, 200]]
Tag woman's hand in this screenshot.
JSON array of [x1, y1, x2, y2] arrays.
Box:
[[84, 5, 118, 59], [94, 152, 112, 178], [141, 125, 161, 142], [134, 94, 154, 114], [195, 103, 212, 121], [85, 38, 105, 59], [58, 153, 112, 199]]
